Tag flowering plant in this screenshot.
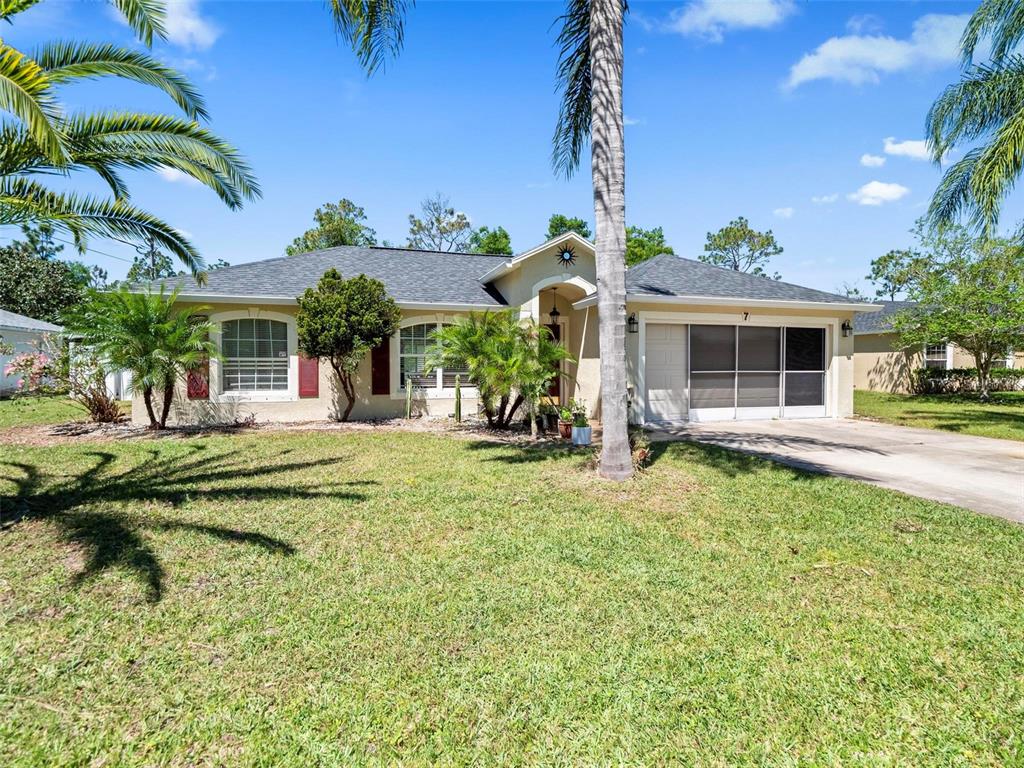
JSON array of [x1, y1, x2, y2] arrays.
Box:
[[4, 350, 52, 393]]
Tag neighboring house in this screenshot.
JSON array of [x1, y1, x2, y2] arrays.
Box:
[[139, 232, 879, 426], [0, 308, 61, 394], [853, 301, 1022, 393], [0, 309, 62, 397]]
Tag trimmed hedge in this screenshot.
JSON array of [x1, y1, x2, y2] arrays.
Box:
[[914, 367, 1024, 394]]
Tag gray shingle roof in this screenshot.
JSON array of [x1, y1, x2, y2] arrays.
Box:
[[0, 308, 62, 332], [853, 300, 915, 334], [625, 254, 866, 305], [151, 246, 510, 306]]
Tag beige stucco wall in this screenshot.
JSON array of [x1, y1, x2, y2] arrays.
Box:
[[132, 304, 486, 426], [852, 335, 1024, 395], [853, 333, 919, 393]]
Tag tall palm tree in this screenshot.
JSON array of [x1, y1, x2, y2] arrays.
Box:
[[928, 0, 1024, 232], [0, 1, 259, 276], [65, 286, 216, 429], [327, 0, 634, 478]]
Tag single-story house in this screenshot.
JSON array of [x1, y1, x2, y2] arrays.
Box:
[[0, 308, 61, 395], [140, 232, 880, 426], [853, 301, 1022, 393]]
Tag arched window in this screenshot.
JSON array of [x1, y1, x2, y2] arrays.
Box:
[[221, 319, 288, 391]]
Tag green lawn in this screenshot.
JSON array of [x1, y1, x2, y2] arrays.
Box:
[[0, 396, 92, 429], [2, 429, 1023, 765], [855, 389, 1024, 442]]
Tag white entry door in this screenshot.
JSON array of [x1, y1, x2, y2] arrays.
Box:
[[645, 323, 688, 423]]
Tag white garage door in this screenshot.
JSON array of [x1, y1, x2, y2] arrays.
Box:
[[645, 323, 688, 423]]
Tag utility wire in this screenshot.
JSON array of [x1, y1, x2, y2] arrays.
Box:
[[51, 236, 134, 264]]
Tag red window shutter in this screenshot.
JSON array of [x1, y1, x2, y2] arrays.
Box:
[[299, 355, 319, 398], [187, 360, 209, 400], [371, 340, 390, 395]]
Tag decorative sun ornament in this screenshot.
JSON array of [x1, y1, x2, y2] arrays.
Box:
[[555, 245, 577, 267]]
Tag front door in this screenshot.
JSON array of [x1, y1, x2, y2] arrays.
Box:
[[645, 323, 688, 422], [545, 323, 562, 400]]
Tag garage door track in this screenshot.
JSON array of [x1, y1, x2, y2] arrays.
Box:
[[650, 418, 1023, 522]]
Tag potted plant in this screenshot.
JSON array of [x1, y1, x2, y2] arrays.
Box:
[[557, 405, 573, 439], [570, 399, 591, 446]]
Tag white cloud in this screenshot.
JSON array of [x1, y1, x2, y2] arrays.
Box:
[[773, 207, 794, 218], [157, 166, 202, 186], [666, 0, 795, 43], [847, 180, 910, 206], [164, 0, 220, 50], [624, 115, 645, 126], [883, 136, 930, 160], [846, 14, 883, 35], [811, 193, 839, 204], [860, 153, 886, 167], [785, 13, 968, 89]]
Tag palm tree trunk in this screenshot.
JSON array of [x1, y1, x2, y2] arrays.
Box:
[[142, 385, 158, 429], [590, 0, 632, 480], [158, 381, 175, 429]]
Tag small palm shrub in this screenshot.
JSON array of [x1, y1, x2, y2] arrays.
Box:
[[64, 287, 215, 429], [427, 310, 574, 430]]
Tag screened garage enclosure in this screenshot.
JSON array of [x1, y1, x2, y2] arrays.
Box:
[[644, 324, 829, 423]]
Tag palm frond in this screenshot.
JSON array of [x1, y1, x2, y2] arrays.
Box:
[[967, 106, 1024, 231], [928, 149, 984, 230], [926, 57, 1024, 159], [61, 111, 261, 207], [551, 0, 591, 179], [36, 42, 206, 120], [962, 0, 1024, 64], [0, 177, 205, 276], [0, 43, 66, 164], [108, 0, 167, 47], [328, 0, 412, 75], [0, 0, 42, 23]]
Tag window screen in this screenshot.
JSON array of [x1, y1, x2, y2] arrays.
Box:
[[690, 372, 736, 408], [738, 327, 780, 371], [738, 373, 780, 407], [785, 328, 825, 371], [784, 372, 824, 406], [690, 325, 736, 372]]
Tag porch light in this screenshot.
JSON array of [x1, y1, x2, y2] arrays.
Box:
[[549, 288, 560, 320], [628, 313, 639, 334], [841, 320, 853, 338]]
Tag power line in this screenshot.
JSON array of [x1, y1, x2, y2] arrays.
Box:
[[51, 236, 134, 264]]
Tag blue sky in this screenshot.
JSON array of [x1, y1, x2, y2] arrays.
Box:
[[4, 0, 1009, 295]]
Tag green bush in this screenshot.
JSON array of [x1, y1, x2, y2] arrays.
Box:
[[914, 367, 1024, 394]]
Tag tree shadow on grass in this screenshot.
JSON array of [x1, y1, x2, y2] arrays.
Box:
[[0, 444, 373, 602], [646, 439, 823, 483], [462, 439, 583, 464]]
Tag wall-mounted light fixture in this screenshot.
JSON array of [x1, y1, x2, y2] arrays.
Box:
[[841, 319, 853, 338], [627, 313, 639, 334]]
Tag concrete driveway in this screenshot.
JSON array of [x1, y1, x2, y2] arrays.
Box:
[[649, 418, 1024, 523]]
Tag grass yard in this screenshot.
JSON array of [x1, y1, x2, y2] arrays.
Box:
[[0, 396, 128, 429], [2, 429, 1023, 765], [854, 389, 1024, 442]]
